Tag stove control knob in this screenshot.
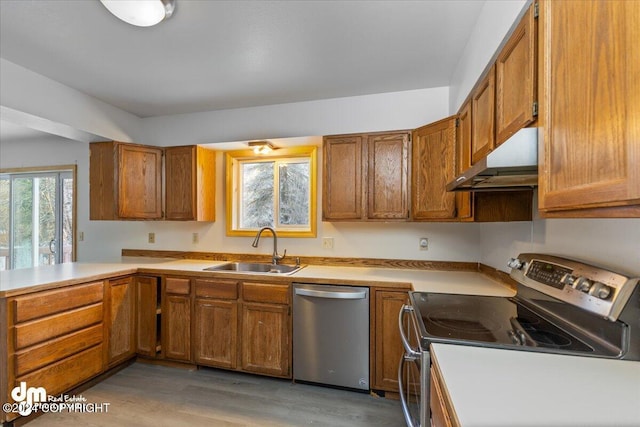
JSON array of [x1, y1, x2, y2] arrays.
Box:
[[560, 274, 577, 287], [574, 277, 593, 292], [589, 282, 612, 300], [508, 258, 524, 270]]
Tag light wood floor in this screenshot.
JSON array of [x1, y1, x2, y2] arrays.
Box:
[[25, 363, 405, 426]]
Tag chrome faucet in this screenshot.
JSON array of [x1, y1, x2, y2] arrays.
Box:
[[251, 226, 286, 265]]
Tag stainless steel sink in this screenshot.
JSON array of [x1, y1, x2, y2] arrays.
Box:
[[203, 262, 303, 275]]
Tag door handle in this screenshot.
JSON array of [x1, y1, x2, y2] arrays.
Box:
[[399, 305, 421, 358], [49, 239, 56, 254], [294, 288, 367, 300]]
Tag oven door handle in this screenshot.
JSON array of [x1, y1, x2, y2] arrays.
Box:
[[399, 304, 421, 359], [398, 353, 418, 427]]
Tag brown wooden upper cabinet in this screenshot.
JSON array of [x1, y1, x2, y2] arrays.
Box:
[[165, 145, 216, 221], [322, 135, 363, 220], [455, 100, 473, 220], [538, 0, 640, 216], [471, 66, 496, 165], [90, 141, 163, 220], [323, 131, 410, 221], [495, 3, 537, 146], [411, 117, 457, 220]]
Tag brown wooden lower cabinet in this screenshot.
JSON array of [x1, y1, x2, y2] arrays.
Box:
[[373, 290, 409, 392], [106, 276, 135, 366], [3, 281, 107, 424], [241, 302, 290, 377], [194, 299, 238, 368], [136, 275, 161, 357], [430, 364, 460, 427]]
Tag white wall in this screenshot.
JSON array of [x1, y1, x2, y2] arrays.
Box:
[[448, 0, 527, 113], [0, 59, 144, 143], [141, 87, 450, 146], [0, 135, 481, 263]]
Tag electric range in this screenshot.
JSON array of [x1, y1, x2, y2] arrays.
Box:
[[398, 253, 640, 427]]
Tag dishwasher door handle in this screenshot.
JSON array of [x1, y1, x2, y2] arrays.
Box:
[[294, 287, 367, 300]]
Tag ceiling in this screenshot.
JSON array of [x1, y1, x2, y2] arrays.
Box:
[[0, 0, 485, 119]]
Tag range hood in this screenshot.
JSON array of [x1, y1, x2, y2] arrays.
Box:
[[446, 127, 538, 192]]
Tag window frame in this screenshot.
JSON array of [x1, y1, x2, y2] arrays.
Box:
[[225, 146, 317, 237]]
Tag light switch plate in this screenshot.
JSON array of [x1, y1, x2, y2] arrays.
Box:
[[148, 232, 155, 244]]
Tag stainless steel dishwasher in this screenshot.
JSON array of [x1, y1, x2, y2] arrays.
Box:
[[293, 283, 369, 391]]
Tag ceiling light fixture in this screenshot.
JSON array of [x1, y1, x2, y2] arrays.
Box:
[[248, 141, 276, 155], [100, 0, 176, 27]]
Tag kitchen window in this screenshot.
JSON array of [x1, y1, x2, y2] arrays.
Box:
[[0, 166, 76, 270], [226, 146, 317, 237]]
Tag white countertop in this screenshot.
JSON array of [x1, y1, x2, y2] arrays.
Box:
[[431, 343, 640, 427], [0, 258, 514, 297]]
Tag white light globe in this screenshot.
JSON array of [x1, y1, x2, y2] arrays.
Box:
[[100, 0, 174, 27]]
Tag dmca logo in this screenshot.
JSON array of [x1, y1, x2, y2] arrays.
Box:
[[10, 382, 47, 416]]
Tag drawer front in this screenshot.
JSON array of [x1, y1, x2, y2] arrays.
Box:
[[13, 281, 104, 323], [14, 325, 103, 377], [166, 277, 190, 295], [15, 344, 104, 399], [14, 303, 103, 350], [242, 283, 290, 304], [195, 279, 238, 300]]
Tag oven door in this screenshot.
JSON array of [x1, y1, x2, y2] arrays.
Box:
[[398, 304, 429, 427]]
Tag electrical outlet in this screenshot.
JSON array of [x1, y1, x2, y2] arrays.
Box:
[[148, 232, 155, 244], [192, 233, 199, 244], [419, 237, 429, 251], [78, 231, 84, 242], [322, 237, 334, 249]]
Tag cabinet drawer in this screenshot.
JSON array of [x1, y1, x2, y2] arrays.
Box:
[[195, 279, 238, 300], [166, 277, 190, 295], [13, 281, 104, 323], [14, 303, 103, 350], [242, 283, 290, 304], [15, 344, 104, 399], [14, 325, 103, 377]]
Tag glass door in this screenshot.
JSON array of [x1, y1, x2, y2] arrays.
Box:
[[0, 170, 74, 270]]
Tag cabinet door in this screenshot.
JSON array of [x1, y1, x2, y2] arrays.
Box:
[[373, 291, 407, 392], [495, 3, 537, 146], [367, 132, 410, 219], [241, 302, 290, 378], [471, 66, 496, 165], [455, 101, 473, 220], [411, 118, 456, 220], [117, 144, 163, 219], [136, 276, 159, 357], [539, 0, 640, 212], [107, 277, 135, 365], [323, 136, 363, 220], [194, 299, 238, 369], [165, 146, 196, 220], [163, 295, 191, 362], [165, 146, 216, 221]]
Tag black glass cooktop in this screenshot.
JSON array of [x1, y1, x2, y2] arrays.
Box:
[[409, 292, 594, 354]]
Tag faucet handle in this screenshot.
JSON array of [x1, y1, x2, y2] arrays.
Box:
[[273, 249, 286, 264], [295, 257, 300, 267]]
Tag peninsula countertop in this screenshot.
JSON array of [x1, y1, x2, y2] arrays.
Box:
[[431, 343, 640, 427]]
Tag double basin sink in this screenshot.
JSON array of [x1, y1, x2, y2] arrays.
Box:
[[203, 262, 303, 275]]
